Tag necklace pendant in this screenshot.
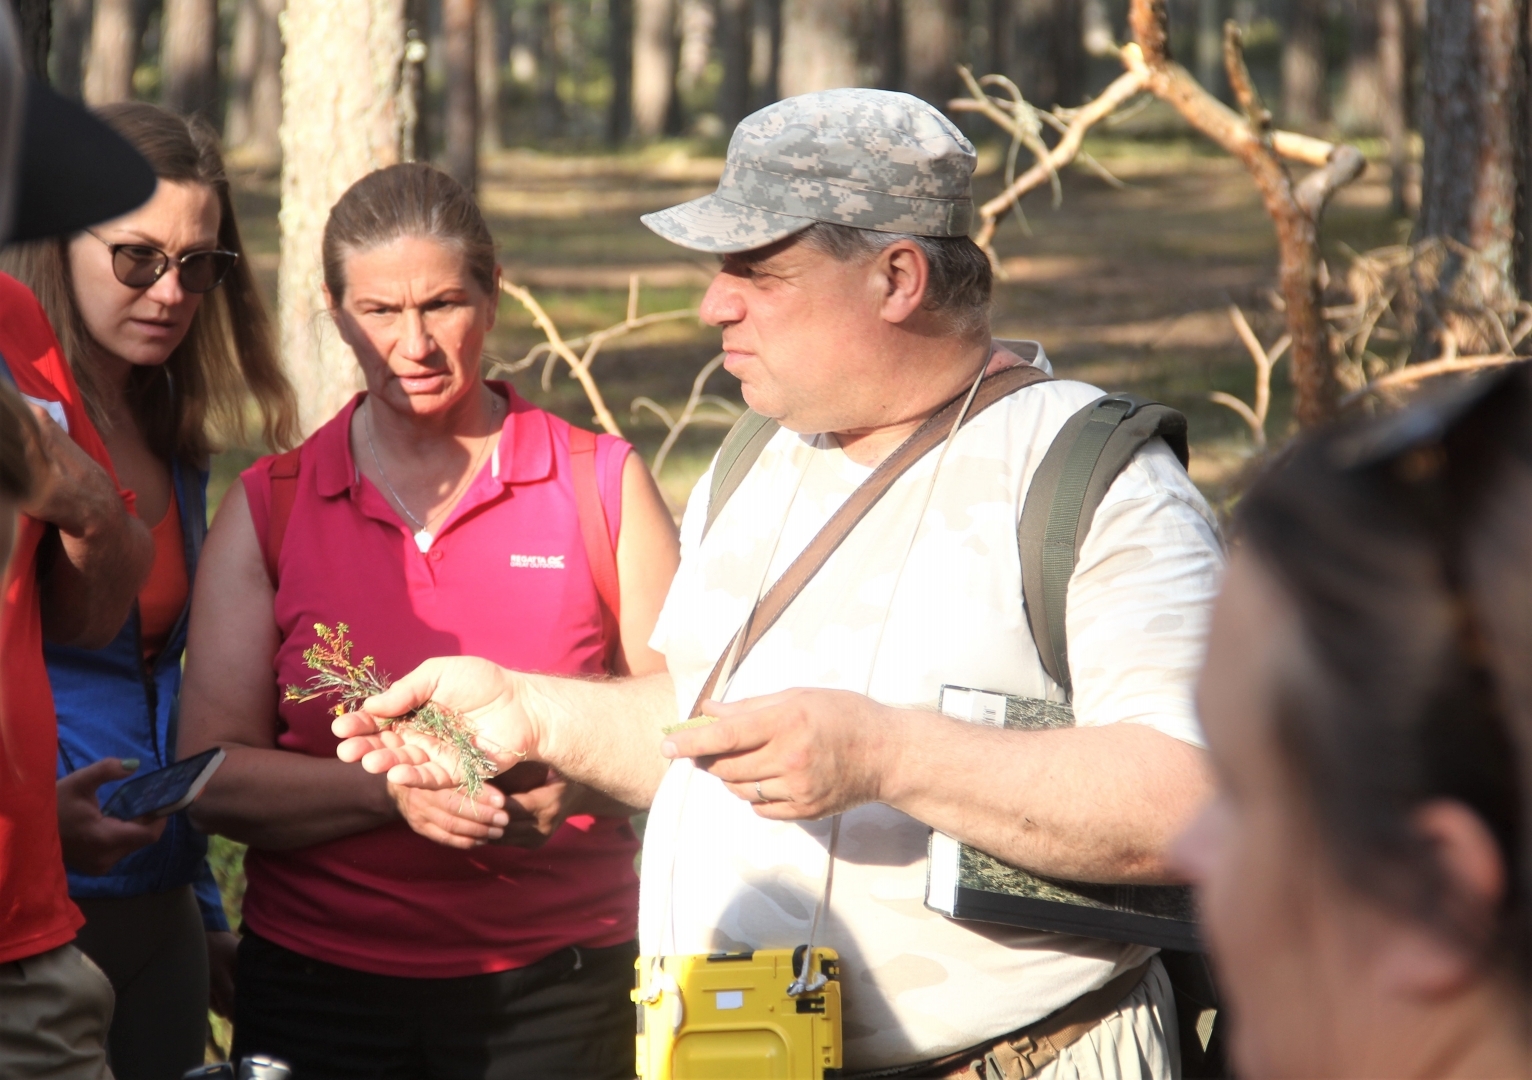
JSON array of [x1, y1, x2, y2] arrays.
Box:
[[413, 529, 433, 553]]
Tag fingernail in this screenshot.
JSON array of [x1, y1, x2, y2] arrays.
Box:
[[120, 758, 140, 772], [492, 813, 509, 827], [660, 741, 677, 758]]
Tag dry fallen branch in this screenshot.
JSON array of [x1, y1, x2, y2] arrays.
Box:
[[492, 276, 737, 495], [954, 0, 1367, 426], [494, 275, 700, 438], [1208, 304, 1289, 452], [1339, 353, 1524, 407], [952, 59, 1149, 265], [632, 351, 740, 489]]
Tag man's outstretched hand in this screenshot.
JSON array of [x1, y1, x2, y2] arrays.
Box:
[[663, 689, 909, 820], [332, 656, 537, 790]]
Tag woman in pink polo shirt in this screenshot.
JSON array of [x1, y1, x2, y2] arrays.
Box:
[[178, 163, 680, 1077]]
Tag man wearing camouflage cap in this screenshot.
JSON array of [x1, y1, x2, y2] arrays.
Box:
[[338, 89, 1223, 1078]]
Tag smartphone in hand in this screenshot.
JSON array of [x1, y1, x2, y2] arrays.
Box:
[[101, 748, 225, 820]]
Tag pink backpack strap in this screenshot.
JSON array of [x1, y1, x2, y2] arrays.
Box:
[[568, 427, 621, 672], [261, 447, 303, 590]]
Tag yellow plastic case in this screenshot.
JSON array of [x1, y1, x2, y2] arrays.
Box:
[[633, 947, 842, 1079]]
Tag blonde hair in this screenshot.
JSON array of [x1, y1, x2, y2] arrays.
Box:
[[1, 102, 297, 463]]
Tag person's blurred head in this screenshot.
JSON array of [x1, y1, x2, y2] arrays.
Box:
[[1176, 367, 1532, 1078], [320, 163, 500, 423], [2, 102, 296, 462]]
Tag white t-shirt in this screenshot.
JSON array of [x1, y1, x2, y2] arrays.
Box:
[[643, 376, 1224, 1070]]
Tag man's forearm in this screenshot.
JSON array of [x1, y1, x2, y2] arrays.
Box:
[[880, 711, 1212, 884], [38, 476, 153, 649], [522, 672, 677, 809]]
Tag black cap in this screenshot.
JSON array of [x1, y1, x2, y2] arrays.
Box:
[[7, 79, 157, 243]]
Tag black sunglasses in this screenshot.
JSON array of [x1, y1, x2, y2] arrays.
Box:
[[86, 230, 238, 294]]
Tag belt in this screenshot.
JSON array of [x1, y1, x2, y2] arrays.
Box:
[[846, 958, 1155, 1080]]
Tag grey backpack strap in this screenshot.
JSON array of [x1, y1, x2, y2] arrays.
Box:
[[1018, 394, 1190, 694], [703, 408, 780, 539]]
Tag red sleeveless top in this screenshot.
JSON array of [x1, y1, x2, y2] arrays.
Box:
[[239, 383, 638, 977]]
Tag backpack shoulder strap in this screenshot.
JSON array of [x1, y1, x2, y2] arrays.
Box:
[[262, 447, 303, 590], [569, 426, 622, 672], [703, 408, 779, 540], [1018, 394, 1189, 694]]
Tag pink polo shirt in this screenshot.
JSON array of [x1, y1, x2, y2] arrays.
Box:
[[239, 382, 639, 977]]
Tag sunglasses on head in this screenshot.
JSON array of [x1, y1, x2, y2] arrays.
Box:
[[86, 230, 239, 294]]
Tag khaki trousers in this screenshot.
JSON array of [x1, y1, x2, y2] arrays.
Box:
[[948, 957, 1179, 1080], [0, 943, 115, 1080]]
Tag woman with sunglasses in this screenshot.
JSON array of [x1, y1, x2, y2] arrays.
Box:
[[1173, 365, 1532, 1078], [1, 102, 296, 1080]]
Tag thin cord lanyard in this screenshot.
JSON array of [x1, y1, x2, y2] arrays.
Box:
[[655, 360, 991, 1001], [657, 436, 819, 976], [788, 358, 990, 995]]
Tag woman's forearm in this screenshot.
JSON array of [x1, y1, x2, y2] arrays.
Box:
[[190, 745, 398, 849]]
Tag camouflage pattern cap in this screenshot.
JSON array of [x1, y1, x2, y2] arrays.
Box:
[[641, 88, 976, 254]]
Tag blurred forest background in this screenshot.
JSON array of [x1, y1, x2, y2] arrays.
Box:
[[8, 0, 1528, 1052]]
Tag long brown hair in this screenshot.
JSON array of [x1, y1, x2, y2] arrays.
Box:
[[1, 102, 297, 463]]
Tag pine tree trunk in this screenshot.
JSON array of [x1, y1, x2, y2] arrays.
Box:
[[226, 0, 261, 145], [1195, 0, 1223, 98], [677, 0, 713, 96], [1049, 0, 1082, 106], [279, 0, 407, 435], [1281, 0, 1326, 127], [225, 0, 282, 163], [749, 0, 780, 108], [1378, 0, 1408, 215], [1013, 0, 1060, 105], [1082, 0, 1114, 56], [442, 0, 477, 189], [161, 0, 219, 117], [83, 0, 144, 103], [633, 0, 673, 137], [904, 0, 961, 106], [876, 0, 903, 90], [1415, 0, 1528, 326], [52, 0, 93, 98], [717, 0, 751, 125], [534, 0, 562, 138], [607, 0, 634, 142], [778, 0, 858, 97], [1338, 0, 1382, 133], [11, 0, 50, 76], [402, 0, 427, 160], [987, 0, 1010, 81], [477, 0, 500, 153]]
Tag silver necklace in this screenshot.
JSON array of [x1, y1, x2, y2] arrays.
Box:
[[363, 395, 498, 546]]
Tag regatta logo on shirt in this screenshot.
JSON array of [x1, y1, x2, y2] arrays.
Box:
[[510, 554, 565, 569]]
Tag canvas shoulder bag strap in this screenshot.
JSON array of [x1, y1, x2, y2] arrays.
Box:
[[1016, 394, 1189, 695], [688, 362, 1053, 719], [703, 408, 779, 540], [261, 447, 303, 589], [568, 425, 622, 672]]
